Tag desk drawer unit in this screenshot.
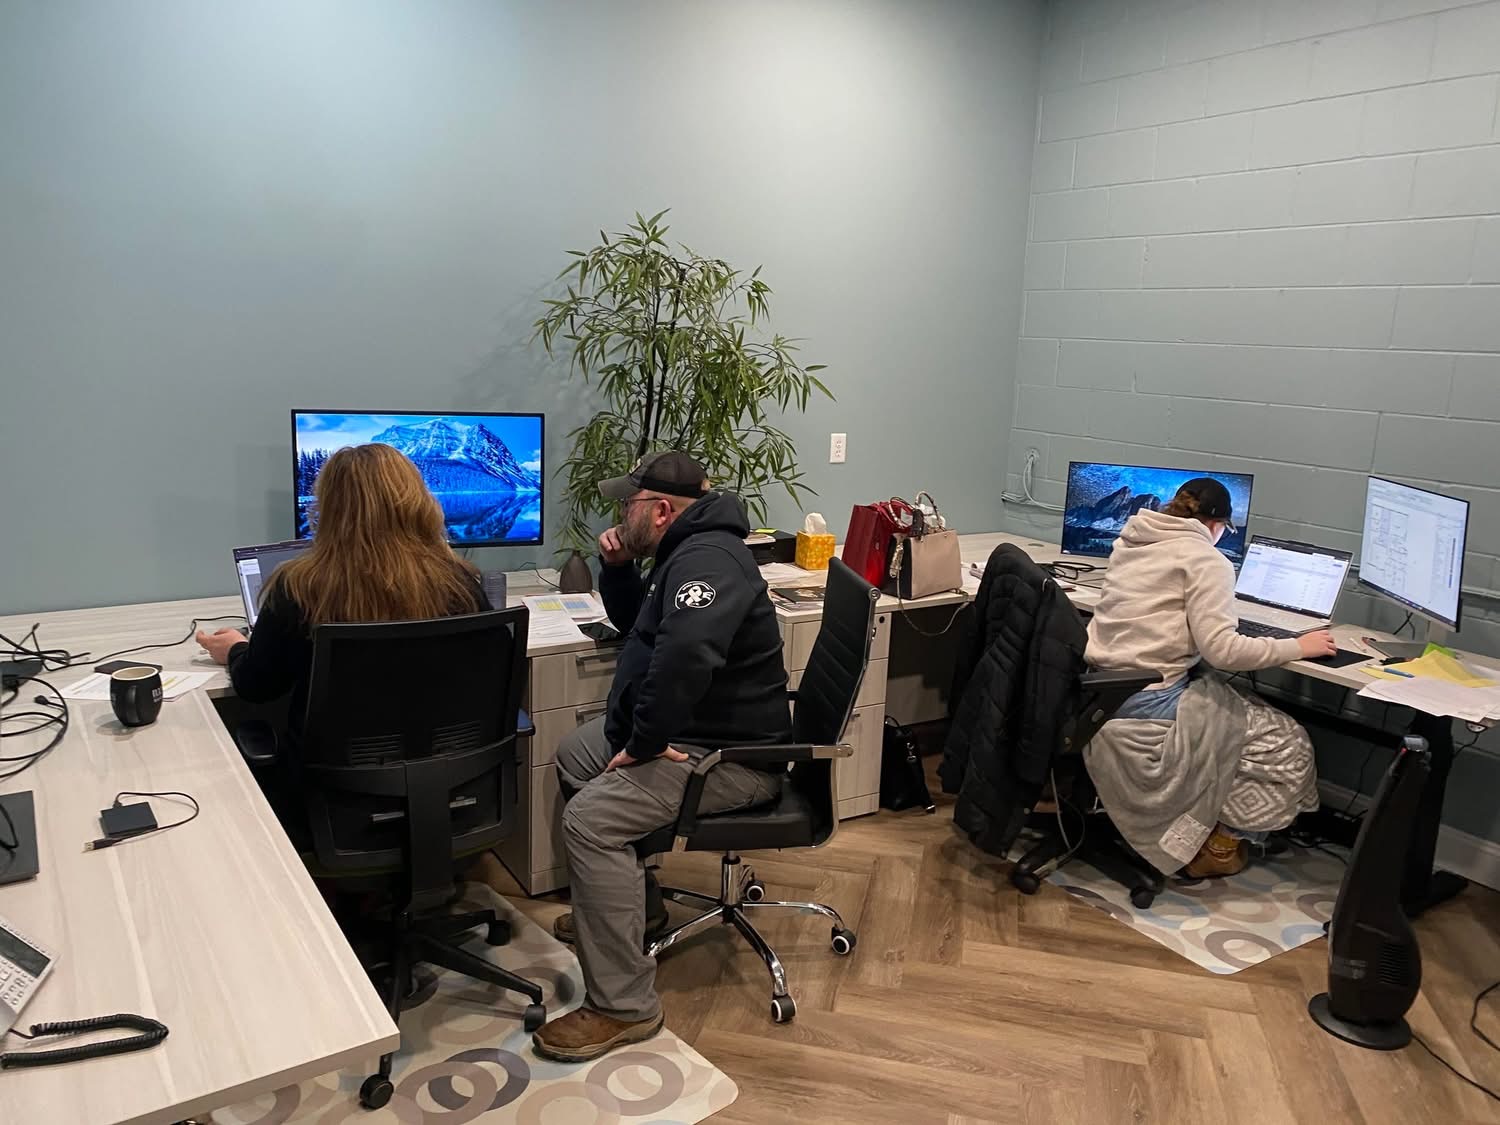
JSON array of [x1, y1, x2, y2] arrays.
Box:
[[782, 610, 891, 820]]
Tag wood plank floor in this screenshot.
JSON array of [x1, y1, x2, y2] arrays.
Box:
[[476, 761, 1500, 1124]]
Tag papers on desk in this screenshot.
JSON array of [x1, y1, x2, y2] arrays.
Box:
[[521, 593, 607, 623], [1356, 647, 1500, 722], [759, 562, 813, 585], [1358, 676, 1500, 724], [61, 670, 214, 702]]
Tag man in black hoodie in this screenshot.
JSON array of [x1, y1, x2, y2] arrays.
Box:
[[532, 452, 791, 1063]]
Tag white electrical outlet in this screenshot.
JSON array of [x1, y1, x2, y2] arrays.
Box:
[[829, 433, 847, 464]]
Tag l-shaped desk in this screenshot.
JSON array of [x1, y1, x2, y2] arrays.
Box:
[[0, 530, 1486, 1122]]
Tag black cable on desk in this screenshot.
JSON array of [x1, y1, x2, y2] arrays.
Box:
[[3, 615, 245, 673], [0, 677, 68, 782], [84, 791, 201, 851]]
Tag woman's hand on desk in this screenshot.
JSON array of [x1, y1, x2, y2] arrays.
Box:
[[1297, 630, 1338, 660], [196, 628, 248, 665]]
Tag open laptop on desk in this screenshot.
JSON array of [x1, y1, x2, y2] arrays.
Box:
[[1234, 536, 1352, 640], [233, 539, 313, 631]]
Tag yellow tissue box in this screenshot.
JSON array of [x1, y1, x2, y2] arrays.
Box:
[[795, 531, 837, 571]]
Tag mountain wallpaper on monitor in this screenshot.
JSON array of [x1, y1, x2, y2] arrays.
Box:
[[293, 413, 543, 545]]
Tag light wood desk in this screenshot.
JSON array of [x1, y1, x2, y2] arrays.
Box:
[[0, 597, 399, 1125]]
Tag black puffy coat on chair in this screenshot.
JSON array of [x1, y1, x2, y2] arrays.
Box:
[[939, 543, 1087, 856]]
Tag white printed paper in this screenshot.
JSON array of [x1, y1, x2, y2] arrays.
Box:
[[61, 671, 214, 702]]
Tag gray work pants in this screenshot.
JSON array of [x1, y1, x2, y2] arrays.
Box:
[[555, 717, 780, 1022]]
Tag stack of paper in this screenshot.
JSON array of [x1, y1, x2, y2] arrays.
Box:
[[1357, 646, 1500, 723], [62, 670, 215, 702], [759, 562, 815, 585], [522, 593, 607, 623]]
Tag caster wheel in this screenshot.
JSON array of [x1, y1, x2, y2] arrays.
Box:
[[831, 928, 857, 956], [359, 1074, 394, 1110], [1011, 869, 1041, 895], [486, 919, 512, 946], [745, 879, 766, 903], [770, 994, 796, 1023], [523, 1003, 546, 1033], [1130, 887, 1157, 910]]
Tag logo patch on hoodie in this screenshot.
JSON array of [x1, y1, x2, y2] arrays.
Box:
[[675, 581, 717, 609]]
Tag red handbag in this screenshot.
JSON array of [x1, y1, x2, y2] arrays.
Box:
[[842, 499, 912, 589]]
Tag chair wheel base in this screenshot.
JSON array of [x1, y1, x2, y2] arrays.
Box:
[[744, 879, 766, 903], [523, 1003, 546, 1033], [831, 927, 856, 956], [359, 1074, 394, 1110], [1011, 869, 1042, 895], [1130, 887, 1157, 910], [486, 919, 512, 946], [770, 994, 796, 1023]]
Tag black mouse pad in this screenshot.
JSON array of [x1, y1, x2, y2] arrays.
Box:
[[1303, 649, 1372, 669], [0, 791, 39, 884]]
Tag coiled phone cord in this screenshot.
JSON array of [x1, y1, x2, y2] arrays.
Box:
[[0, 1013, 168, 1068]]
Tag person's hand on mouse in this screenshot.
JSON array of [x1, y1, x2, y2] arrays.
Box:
[[597, 525, 635, 566], [1297, 629, 1338, 659], [196, 628, 247, 665]]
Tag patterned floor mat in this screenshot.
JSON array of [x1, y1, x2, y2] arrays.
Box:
[[1040, 842, 1344, 974], [210, 884, 738, 1124]]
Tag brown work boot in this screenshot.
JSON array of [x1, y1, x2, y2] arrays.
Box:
[[1184, 827, 1249, 878], [552, 911, 670, 947], [532, 1006, 665, 1063]]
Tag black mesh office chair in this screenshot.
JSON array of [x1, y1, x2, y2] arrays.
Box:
[[1009, 667, 1166, 908], [251, 609, 544, 1111], [631, 558, 878, 1024]]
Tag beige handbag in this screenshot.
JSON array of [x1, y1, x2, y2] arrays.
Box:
[[886, 491, 962, 599]]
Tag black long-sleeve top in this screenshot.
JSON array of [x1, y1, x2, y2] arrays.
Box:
[[226, 571, 489, 743]]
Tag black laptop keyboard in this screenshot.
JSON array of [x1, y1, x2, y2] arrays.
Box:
[[1236, 619, 1297, 640]]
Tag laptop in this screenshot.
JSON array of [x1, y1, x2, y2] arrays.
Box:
[[232, 539, 313, 630], [1233, 535, 1352, 639]]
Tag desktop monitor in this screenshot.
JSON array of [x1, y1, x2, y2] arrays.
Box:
[[1062, 461, 1255, 564], [291, 411, 544, 547], [1357, 476, 1468, 630]]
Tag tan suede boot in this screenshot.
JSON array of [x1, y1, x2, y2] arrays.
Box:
[[1184, 827, 1249, 878]]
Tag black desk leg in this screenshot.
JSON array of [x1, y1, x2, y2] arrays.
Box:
[[1401, 711, 1467, 917]]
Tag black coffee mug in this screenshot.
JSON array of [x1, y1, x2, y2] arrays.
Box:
[[110, 667, 163, 727]]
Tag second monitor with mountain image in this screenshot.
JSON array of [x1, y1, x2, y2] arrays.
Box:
[[1062, 461, 1254, 564], [292, 411, 544, 547]]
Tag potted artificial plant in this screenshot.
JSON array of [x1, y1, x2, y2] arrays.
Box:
[[534, 210, 831, 579]]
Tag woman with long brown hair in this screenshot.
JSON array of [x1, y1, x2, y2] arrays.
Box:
[[197, 443, 489, 729]]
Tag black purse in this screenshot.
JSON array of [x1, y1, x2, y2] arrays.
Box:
[[879, 715, 936, 813]]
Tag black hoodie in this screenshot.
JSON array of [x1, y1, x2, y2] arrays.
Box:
[[597, 491, 792, 763]]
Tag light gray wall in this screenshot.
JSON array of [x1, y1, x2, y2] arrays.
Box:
[[1013, 0, 1500, 842], [0, 0, 1044, 614]]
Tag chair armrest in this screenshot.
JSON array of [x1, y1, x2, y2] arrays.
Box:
[[675, 743, 852, 838], [234, 719, 280, 767], [1081, 667, 1163, 691]]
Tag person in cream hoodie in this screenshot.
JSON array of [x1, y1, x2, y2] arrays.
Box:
[[1086, 478, 1336, 875]]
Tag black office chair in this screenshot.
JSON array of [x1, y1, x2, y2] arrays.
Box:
[[242, 609, 544, 1111], [631, 558, 878, 1024], [1009, 667, 1167, 908]]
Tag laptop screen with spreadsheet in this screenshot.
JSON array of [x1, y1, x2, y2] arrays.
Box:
[[1234, 536, 1352, 619]]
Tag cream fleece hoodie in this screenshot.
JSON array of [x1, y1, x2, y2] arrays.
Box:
[[1085, 509, 1302, 688]]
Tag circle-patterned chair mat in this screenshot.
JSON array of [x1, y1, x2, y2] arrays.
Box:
[[210, 885, 738, 1124], [1023, 839, 1345, 974]]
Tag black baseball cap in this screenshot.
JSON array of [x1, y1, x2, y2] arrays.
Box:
[[1175, 477, 1236, 530], [598, 451, 709, 501]]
